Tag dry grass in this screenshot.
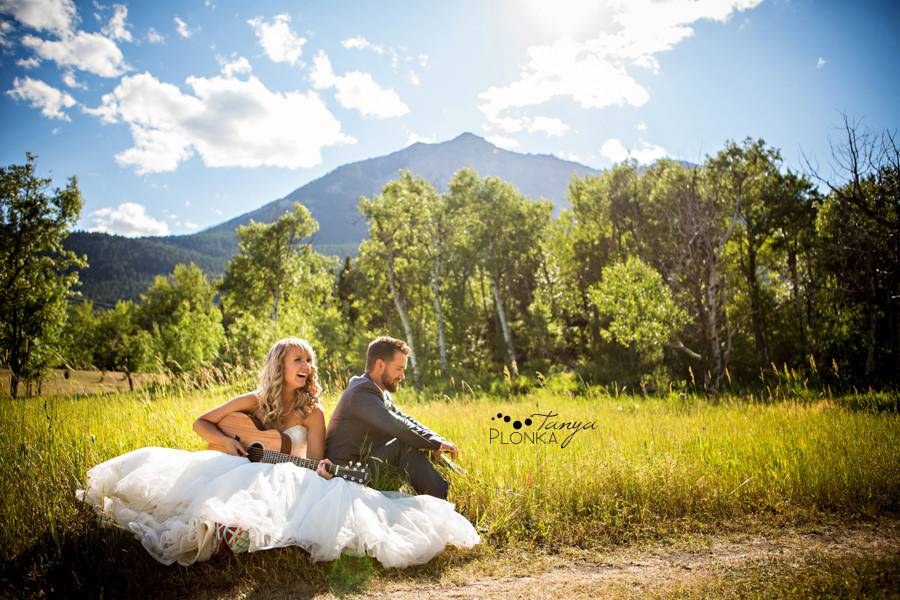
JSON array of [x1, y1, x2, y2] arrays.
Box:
[[0, 368, 163, 398]]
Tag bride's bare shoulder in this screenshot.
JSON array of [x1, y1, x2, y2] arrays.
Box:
[[297, 403, 325, 427]]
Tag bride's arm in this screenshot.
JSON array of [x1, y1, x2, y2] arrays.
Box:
[[193, 392, 259, 455], [302, 405, 327, 460]]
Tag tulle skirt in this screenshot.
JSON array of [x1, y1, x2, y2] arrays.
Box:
[[76, 447, 480, 568]]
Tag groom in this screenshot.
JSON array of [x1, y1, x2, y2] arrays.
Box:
[[325, 336, 458, 499]]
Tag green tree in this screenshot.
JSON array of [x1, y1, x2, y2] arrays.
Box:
[[590, 257, 689, 378], [219, 202, 346, 370], [707, 139, 785, 369], [447, 168, 552, 374], [94, 301, 153, 390], [558, 164, 639, 368], [60, 301, 99, 370], [637, 160, 738, 390], [221, 203, 319, 322], [0, 153, 84, 398], [139, 264, 224, 373], [806, 118, 899, 383], [359, 173, 433, 388]]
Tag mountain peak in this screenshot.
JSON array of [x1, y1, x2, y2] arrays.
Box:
[[445, 131, 493, 147], [450, 131, 484, 142]]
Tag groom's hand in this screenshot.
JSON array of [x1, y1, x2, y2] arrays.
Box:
[[432, 441, 458, 462]]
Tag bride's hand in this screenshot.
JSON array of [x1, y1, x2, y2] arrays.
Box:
[[223, 438, 248, 457], [316, 458, 334, 480]]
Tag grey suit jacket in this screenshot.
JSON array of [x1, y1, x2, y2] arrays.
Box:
[[325, 374, 444, 464]]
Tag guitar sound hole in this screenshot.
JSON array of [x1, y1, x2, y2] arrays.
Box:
[[247, 442, 264, 462]]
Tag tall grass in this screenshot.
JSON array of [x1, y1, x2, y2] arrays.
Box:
[[0, 385, 897, 595]]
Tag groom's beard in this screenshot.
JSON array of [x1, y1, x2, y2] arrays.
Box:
[[380, 373, 400, 394]]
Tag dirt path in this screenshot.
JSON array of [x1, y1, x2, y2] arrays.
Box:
[[339, 519, 900, 599]]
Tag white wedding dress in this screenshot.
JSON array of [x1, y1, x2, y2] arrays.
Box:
[[76, 426, 480, 568]]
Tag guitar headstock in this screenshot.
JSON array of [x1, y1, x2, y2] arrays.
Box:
[[337, 461, 370, 485]]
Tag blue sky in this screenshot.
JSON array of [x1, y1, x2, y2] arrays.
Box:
[[1, 0, 897, 236]]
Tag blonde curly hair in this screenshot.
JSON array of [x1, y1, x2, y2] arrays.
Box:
[[256, 337, 322, 426]]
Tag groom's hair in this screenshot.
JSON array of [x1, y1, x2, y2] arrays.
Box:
[[366, 336, 411, 372]]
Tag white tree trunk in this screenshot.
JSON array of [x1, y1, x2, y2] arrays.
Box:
[[491, 277, 517, 372], [386, 247, 421, 388], [431, 264, 448, 378]]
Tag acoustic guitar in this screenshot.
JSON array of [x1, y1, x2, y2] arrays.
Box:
[[208, 412, 370, 484]]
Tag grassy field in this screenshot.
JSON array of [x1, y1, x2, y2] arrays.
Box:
[[0, 368, 164, 398], [0, 382, 898, 597]]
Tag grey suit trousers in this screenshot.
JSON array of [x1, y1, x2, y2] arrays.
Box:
[[369, 439, 449, 500]]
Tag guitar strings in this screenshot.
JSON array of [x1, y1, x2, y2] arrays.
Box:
[[249, 447, 365, 482]]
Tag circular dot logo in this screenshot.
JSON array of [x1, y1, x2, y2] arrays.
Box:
[[490, 413, 534, 428]]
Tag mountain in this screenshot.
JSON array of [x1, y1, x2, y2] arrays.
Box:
[[64, 133, 601, 305], [203, 132, 599, 255]]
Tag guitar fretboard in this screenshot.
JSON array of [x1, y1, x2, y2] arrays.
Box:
[[254, 447, 337, 475]]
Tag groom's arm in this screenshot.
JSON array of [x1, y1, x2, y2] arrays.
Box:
[[385, 402, 447, 446], [351, 385, 442, 450]]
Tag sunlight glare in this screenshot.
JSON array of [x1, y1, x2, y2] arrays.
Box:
[[524, 0, 608, 38]]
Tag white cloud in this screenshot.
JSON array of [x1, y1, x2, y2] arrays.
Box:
[[528, 116, 570, 136], [213, 208, 224, 216], [405, 130, 436, 145], [601, 137, 667, 165], [146, 27, 163, 43], [16, 56, 40, 68], [480, 37, 650, 126], [310, 50, 409, 119], [100, 3, 130, 41], [408, 70, 420, 86], [247, 14, 305, 66], [61, 69, 86, 89], [83, 71, 355, 174], [341, 35, 383, 54], [174, 16, 191, 39], [557, 150, 582, 163], [636, 121, 648, 131], [184, 200, 191, 207], [218, 55, 251, 77], [601, 138, 629, 163], [22, 30, 128, 77], [341, 35, 425, 75], [0, 19, 14, 46], [0, 0, 77, 34], [387, 47, 399, 71], [486, 135, 520, 150], [631, 141, 667, 164], [485, 114, 571, 137], [480, 0, 761, 131], [6, 76, 76, 120], [816, 56, 827, 69], [88, 202, 170, 236]]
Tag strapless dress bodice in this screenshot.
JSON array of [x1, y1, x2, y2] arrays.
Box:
[[282, 425, 307, 448]]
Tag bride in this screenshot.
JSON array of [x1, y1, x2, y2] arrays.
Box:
[[76, 338, 480, 568]]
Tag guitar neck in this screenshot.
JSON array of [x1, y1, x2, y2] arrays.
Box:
[[257, 447, 338, 476]]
